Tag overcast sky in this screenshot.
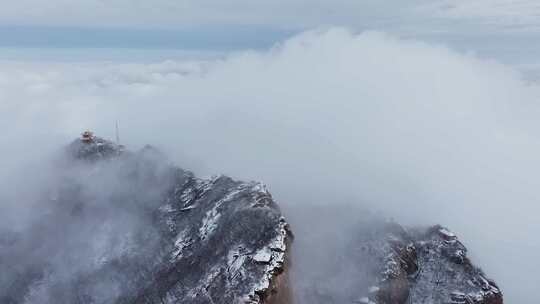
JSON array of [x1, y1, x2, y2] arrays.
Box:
[[2, 0, 540, 72], [1, 0, 539, 31], [0, 1, 425, 29], [2, 1, 540, 36]]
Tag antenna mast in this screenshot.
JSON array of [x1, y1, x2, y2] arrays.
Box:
[[115, 121, 120, 145]]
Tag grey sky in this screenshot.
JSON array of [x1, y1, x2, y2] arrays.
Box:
[[0, 1, 421, 50], [0, 1, 423, 29], [2, 0, 540, 70], [2, 1, 540, 33]]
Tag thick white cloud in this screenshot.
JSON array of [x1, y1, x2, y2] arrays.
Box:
[[1, 28, 540, 302]]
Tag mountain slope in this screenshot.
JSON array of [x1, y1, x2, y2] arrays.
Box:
[[0, 136, 292, 304]]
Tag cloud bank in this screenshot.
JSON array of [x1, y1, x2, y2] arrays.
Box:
[[1, 28, 540, 302]]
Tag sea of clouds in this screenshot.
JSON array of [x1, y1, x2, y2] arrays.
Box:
[[1, 28, 539, 302]]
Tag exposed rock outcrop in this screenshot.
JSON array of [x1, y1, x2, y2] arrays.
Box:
[[359, 223, 503, 304], [0, 136, 292, 304], [289, 206, 503, 304]]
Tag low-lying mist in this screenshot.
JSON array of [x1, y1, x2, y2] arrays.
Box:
[[1, 28, 539, 302], [0, 142, 177, 303]]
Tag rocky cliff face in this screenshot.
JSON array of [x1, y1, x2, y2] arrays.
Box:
[[288, 207, 503, 304], [0, 136, 503, 304], [360, 223, 503, 304], [0, 136, 292, 304]]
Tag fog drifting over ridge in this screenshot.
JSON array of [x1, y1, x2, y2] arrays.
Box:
[[1, 28, 540, 302]]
